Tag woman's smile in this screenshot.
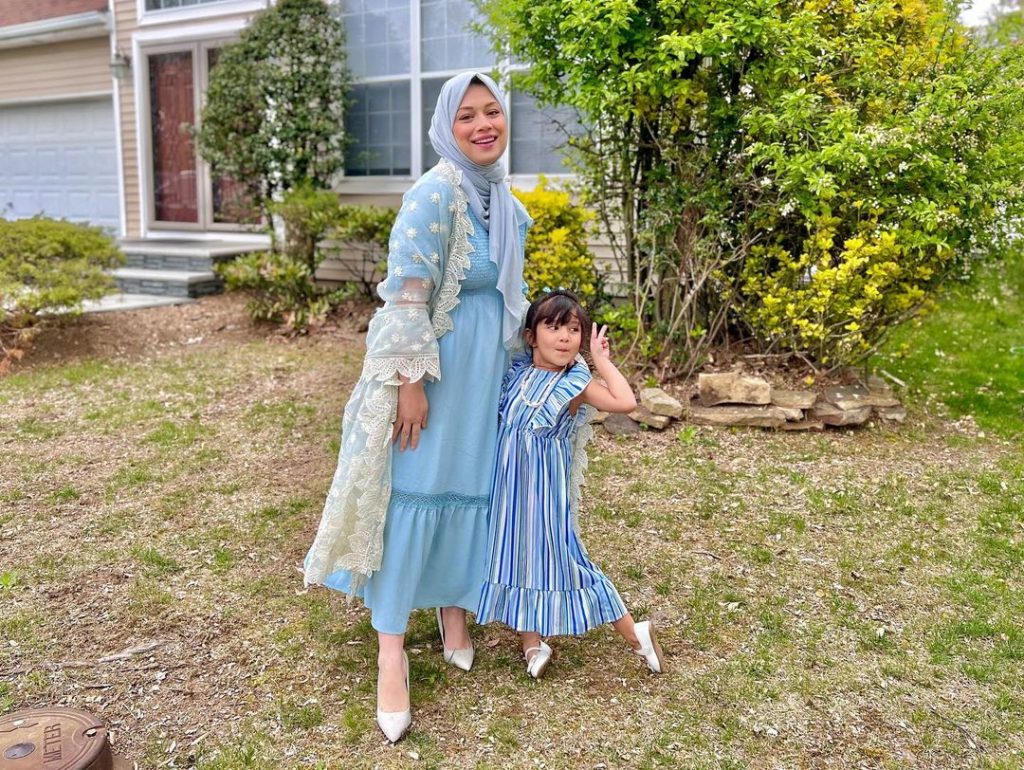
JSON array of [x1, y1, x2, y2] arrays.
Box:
[[454, 83, 508, 164]]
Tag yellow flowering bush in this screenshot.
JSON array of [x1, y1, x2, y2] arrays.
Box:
[[735, 220, 942, 366], [512, 181, 598, 303]]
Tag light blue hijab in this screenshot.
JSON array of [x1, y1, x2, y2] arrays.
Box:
[[428, 71, 530, 350]]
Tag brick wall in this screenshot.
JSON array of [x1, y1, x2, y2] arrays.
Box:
[[0, 0, 107, 27]]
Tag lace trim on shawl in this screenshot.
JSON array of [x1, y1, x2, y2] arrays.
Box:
[[362, 356, 441, 385], [568, 405, 596, 536], [303, 377, 398, 588], [430, 159, 473, 339]]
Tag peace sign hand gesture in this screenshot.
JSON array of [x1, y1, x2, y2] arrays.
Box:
[[590, 323, 611, 363]]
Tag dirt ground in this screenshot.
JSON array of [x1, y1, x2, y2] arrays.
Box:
[[2, 294, 1021, 769]]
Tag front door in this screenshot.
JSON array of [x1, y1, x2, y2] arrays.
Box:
[[146, 42, 256, 231]]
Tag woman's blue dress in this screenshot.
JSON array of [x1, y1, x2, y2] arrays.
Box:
[[324, 209, 509, 635], [476, 354, 627, 636]]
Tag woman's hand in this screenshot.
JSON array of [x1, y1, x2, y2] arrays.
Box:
[[393, 379, 428, 451], [590, 323, 611, 362]]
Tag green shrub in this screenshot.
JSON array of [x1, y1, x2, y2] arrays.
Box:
[[512, 180, 599, 303], [271, 182, 343, 272], [195, 0, 352, 219], [218, 251, 336, 332], [0, 217, 123, 372], [221, 186, 393, 330], [328, 205, 397, 299]]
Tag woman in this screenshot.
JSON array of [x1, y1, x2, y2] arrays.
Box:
[[303, 71, 530, 742]]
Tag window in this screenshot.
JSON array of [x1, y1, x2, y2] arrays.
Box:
[[339, 0, 574, 180], [345, 82, 412, 177], [145, 0, 234, 9]]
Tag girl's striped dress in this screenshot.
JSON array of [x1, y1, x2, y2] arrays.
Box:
[[476, 353, 627, 635]]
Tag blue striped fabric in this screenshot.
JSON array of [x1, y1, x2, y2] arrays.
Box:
[[476, 354, 628, 636]]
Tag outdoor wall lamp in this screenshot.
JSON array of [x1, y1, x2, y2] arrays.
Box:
[[110, 50, 131, 81]]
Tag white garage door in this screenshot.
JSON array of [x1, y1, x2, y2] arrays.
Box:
[[0, 97, 120, 230]]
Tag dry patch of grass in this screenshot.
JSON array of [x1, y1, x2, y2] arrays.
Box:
[[1, 298, 1021, 769]]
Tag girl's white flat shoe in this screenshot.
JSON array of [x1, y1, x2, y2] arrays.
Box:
[[632, 620, 666, 674], [376, 651, 412, 743], [525, 640, 552, 679], [436, 607, 475, 671]]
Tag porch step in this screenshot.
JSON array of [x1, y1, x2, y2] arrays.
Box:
[[119, 238, 259, 272], [82, 293, 195, 313], [110, 267, 221, 298], [114, 238, 261, 297]]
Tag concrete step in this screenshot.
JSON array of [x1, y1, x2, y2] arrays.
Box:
[[118, 239, 259, 272], [110, 267, 221, 298], [81, 293, 196, 313]]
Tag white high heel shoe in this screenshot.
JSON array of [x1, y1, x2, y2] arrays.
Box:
[[632, 620, 666, 674], [525, 640, 552, 679], [376, 651, 411, 743], [436, 607, 475, 671]]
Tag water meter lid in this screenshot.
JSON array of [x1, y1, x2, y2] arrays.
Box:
[[0, 707, 112, 770]]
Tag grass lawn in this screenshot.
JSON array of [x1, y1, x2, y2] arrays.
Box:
[[1, 292, 1022, 769]]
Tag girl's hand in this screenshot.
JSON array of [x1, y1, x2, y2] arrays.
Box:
[[590, 323, 611, 362], [393, 379, 428, 451]]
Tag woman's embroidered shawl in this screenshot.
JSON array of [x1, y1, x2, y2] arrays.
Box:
[[304, 159, 488, 589]]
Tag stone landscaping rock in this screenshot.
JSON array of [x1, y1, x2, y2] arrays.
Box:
[[589, 410, 609, 424], [640, 387, 684, 418], [689, 404, 788, 428], [867, 375, 893, 393], [771, 389, 818, 410], [697, 372, 771, 406], [875, 405, 908, 423], [810, 401, 872, 426], [603, 413, 641, 435], [781, 419, 825, 431], [824, 385, 901, 410], [775, 406, 805, 421], [629, 406, 672, 430]]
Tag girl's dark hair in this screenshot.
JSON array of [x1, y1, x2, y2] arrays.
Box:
[[524, 289, 591, 356]]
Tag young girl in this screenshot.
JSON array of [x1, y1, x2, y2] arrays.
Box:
[[476, 290, 666, 678]]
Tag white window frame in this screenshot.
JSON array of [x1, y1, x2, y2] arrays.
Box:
[[137, 0, 270, 28], [133, 18, 268, 239], [335, 1, 574, 193]]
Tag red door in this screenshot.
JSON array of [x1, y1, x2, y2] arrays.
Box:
[[149, 51, 199, 224]]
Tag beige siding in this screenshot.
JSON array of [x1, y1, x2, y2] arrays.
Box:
[[114, 0, 139, 236], [114, 3, 268, 237], [0, 36, 111, 103], [320, 190, 626, 294]]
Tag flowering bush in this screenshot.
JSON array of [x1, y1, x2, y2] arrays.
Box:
[[481, 0, 1024, 373], [513, 180, 599, 303]]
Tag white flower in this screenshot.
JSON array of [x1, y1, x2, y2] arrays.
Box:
[[406, 227, 418, 239], [407, 201, 419, 211], [394, 266, 405, 276], [412, 253, 423, 262], [429, 252, 440, 263], [430, 192, 441, 204], [428, 222, 440, 234]]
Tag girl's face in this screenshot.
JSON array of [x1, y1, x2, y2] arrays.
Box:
[[528, 313, 583, 370], [453, 83, 508, 165]]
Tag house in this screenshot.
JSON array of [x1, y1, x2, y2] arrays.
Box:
[[0, 0, 119, 230], [0, 0, 576, 297]]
